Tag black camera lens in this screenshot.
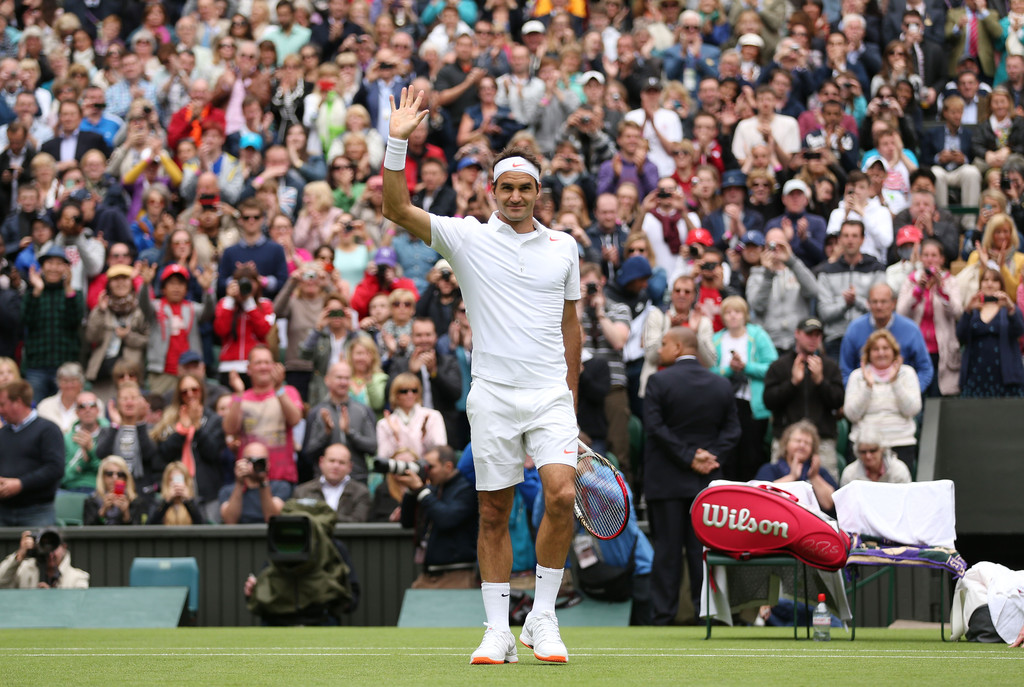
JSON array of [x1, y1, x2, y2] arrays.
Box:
[[586, 282, 598, 296], [439, 269, 452, 281], [344, 222, 354, 232], [657, 189, 672, 198], [238, 277, 253, 296]]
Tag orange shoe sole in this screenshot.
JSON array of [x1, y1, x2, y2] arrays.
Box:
[[470, 657, 517, 665], [520, 638, 567, 663]]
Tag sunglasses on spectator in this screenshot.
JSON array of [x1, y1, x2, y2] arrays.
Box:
[[232, 19, 248, 26], [750, 181, 771, 188], [673, 287, 694, 294], [220, 42, 236, 49], [78, 402, 99, 409], [397, 388, 419, 395], [700, 261, 721, 270], [627, 247, 646, 254], [681, 24, 700, 31], [241, 214, 262, 221], [104, 470, 128, 478], [392, 300, 414, 307], [180, 386, 202, 395]]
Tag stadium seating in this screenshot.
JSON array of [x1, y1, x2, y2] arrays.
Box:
[[129, 557, 201, 621], [54, 491, 89, 527]]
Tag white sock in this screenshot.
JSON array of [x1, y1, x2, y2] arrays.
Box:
[[531, 565, 564, 615], [481, 582, 511, 632]]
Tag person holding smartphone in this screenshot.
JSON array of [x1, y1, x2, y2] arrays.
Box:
[[956, 267, 1024, 398], [83, 455, 145, 525]]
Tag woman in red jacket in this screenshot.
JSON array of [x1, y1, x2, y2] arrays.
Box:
[[214, 264, 276, 387]]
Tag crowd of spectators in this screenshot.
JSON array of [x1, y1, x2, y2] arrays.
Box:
[[2, 0, 1024, 619]]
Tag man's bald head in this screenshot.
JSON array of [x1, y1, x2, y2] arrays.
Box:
[[660, 326, 697, 364]]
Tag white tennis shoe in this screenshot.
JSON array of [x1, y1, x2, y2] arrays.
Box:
[[519, 610, 568, 663], [470, 624, 518, 665]]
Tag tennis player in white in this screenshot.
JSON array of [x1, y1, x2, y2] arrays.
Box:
[[383, 89, 582, 664]]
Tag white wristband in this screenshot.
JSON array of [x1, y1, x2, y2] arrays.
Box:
[[384, 136, 408, 171]]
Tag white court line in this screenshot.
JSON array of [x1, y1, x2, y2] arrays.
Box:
[[8, 651, 1022, 660], [0, 646, 996, 653]]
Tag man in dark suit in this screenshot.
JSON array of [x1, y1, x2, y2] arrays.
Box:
[[388, 318, 463, 448], [921, 95, 980, 225], [0, 121, 34, 221], [899, 9, 948, 109], [643, 327, 740, 625], [883, 1, 947, 48], [41, 101, 109, 171], [410, 157, 457, 218], [353, 48, 409, 140], [292, 443, 372, 523], [310, 0, 364, 59], [299, 361, 378, 485]]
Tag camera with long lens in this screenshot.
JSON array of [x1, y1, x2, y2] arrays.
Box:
[[27, 530, 63, 583], [238, 277, 254, 297], [439, 269, 452, 282], [372, 457, 429, 476]]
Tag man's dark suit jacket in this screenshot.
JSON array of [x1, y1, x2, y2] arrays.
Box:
[[41, 130, 109, 163], [0, 144, 35, 218], [921, 125, 973, 167], [293, 477, 372, 523], [388, 348, 462, 444], [643, 357, 740, 501], [412, 184, 457, 219]]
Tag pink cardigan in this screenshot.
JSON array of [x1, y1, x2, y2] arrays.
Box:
[[375, 404, 448, 462], [896, 270, 963, 395]]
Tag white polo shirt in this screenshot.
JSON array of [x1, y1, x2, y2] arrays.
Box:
[[430, 212, 581, 389]]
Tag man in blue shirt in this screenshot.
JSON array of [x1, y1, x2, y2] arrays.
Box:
[[79, 86, 123, 150], [839, 283, 933, 391]]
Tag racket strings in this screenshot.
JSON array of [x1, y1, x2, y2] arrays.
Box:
[[575, 454, 629, 539]]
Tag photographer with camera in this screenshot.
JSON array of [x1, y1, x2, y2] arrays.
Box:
[[350, 246, 419, 320], [415, 259, 461, 340], [0, 529, 88, 589], [219, 441, 287, 524], [214, 264, 277, 386], [746, 228, 820, 353], [397, 445, 478, 589]]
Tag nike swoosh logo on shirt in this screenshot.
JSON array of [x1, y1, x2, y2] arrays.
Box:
[[501, 593, 510, 597]]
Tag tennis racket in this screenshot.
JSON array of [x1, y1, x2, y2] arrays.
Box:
[[573, 440, 630, 540]]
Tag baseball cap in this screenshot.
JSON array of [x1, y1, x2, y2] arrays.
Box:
[[738, 34, 765, 49], [797, 317, 824, 333], [106, 264, 134, 280], [861, 154, 887, 172], [434, 259, 452, 272], [522, 20, 545, 35], [741, 230, 766, 247], [239, 132, 263, 151], [160, 263, 191, 283], [721, 169, 747, 189], [456, 157, 482, 172], [685, 227, 714, 246], [616, 256, 653, 287], [642, 76, 663, 91], [374, 246, 397, 267], [895, 225, 923, 246], [178, 350, 203, 366], [69, 188, 92, 203], [39, 244, 69, 264], [782, 179, 810, 196], [581, 71, 605, 85]]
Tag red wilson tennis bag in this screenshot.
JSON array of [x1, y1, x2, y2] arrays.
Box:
[[689, 484, 851, 571]]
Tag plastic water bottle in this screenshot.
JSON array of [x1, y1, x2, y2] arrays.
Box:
[[812, 593, 831, 641]]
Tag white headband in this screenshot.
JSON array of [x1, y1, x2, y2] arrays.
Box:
[[492, 157, 540, 184]]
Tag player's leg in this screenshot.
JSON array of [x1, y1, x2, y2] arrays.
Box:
[[520, 385, 578, 663], [520, 463, 575, 663], [471, 487, 519, 664], [468, 380, 523, 664]]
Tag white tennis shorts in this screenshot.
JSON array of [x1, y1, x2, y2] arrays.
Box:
[[467, 379, 579, 491]]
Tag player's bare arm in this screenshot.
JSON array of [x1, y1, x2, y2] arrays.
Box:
[[562, 299, 581, 412], [382, 87, 432, 243]]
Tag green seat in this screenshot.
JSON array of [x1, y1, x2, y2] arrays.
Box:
[[129, 557, 200, 617], [704, 553, 810, 640], [54, 491, 89, 527]]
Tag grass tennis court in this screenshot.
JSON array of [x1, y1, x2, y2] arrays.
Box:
[[2, 626, 1021, 686]]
